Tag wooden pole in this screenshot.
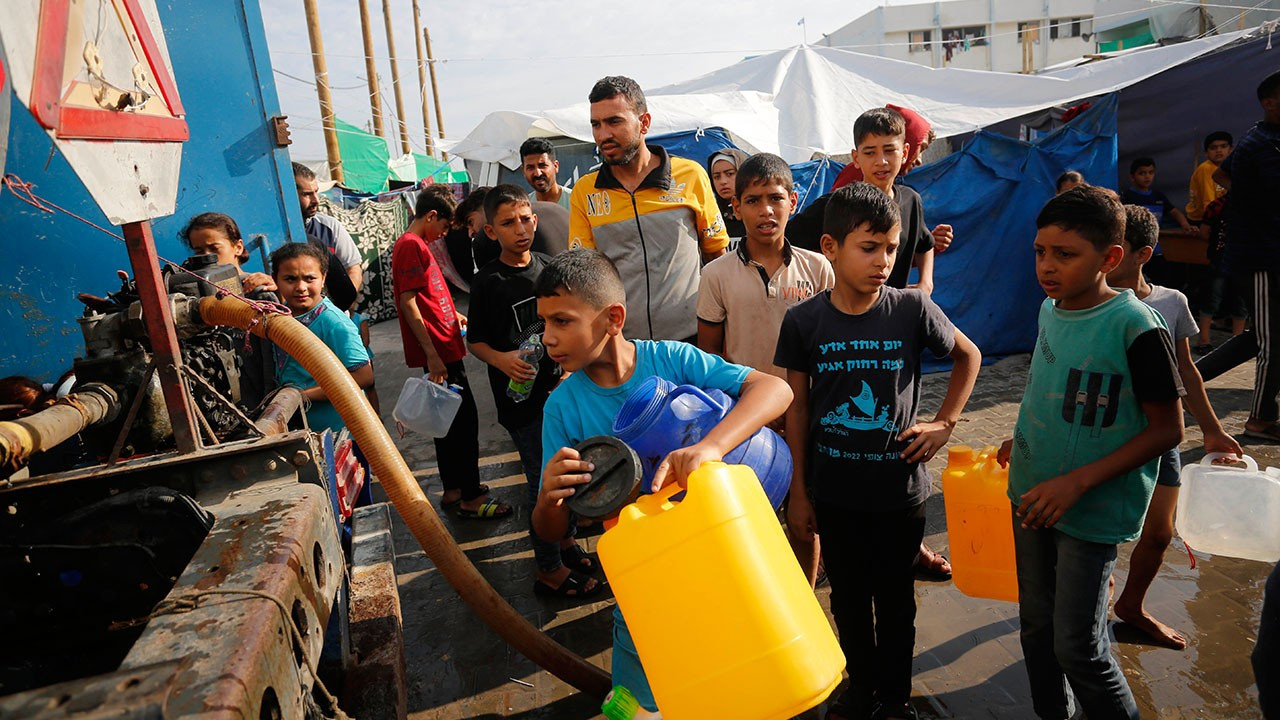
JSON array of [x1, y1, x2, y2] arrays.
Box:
[[357, 0, 386, 139], [302, 0, 342, 182], [382, 0, 412, 156], [422, 23, 448, 161], [411, 0, 436, 158]]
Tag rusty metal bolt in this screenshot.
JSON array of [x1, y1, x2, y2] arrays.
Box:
[[291, 450, 311, 467], [264, 459, 279, 473]]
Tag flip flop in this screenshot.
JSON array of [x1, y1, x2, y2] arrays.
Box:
[[441, 484, 489, 508], [560, 544, 597, 573], [455, 499, 512, 520], [533, 569, 603, 599]]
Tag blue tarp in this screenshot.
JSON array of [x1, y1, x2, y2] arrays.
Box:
[[649, 128, 842, 213], [647, 127, 735, 165], [902, 93, 1119, 369], [791, 157, 844, 213]]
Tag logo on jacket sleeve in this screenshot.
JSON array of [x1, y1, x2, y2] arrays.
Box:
[[659, 182, 687, 204]]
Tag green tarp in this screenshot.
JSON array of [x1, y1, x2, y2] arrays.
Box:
[[334, 117, 469, 190], [334, 116, 390, 194]]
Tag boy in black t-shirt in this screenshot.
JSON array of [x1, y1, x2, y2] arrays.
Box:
[[467, 185, 600, 600], [775, 183, 981, 720]]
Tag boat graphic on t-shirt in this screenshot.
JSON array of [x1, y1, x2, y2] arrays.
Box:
[[821, 381, 898, 433]]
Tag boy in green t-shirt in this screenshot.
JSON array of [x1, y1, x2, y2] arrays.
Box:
[[998, 185, 1184, 720]]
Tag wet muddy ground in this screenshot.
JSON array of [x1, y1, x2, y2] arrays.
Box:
[[367, 317, 1271, 719]]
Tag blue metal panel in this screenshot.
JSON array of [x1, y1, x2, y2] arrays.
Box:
[[0, 2, 300, 381]]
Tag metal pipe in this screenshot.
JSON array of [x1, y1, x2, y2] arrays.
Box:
[[198, 294, 611, 698], [0, 384, 119, 477], [254, 387, 305, 437], [123, 220, 199, 453]]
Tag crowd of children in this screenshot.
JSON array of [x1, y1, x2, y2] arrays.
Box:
[[70, 71, 1274, 720]]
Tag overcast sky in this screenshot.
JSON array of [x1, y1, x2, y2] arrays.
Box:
[[258, 0, 889, 164]]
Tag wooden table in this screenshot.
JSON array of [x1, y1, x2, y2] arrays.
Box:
[[1159, 228, 1209, 266]]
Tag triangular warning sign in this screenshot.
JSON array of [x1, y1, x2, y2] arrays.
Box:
[[30, 0, 187, 142]]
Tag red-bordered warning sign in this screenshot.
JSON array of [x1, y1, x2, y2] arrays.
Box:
[[30, 0, 187, 142]]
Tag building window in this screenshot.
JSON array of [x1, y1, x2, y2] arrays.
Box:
[[909, 29, 932, 52], [1050, 17, 1092, 39], [1017, 20, 1041, 43], [941, 25, 989, 48]]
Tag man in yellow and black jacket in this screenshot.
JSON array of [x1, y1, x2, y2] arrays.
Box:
[[568, 76, 729, 342]]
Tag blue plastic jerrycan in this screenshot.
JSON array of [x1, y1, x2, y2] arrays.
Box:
[[612, 376, 793, 508]]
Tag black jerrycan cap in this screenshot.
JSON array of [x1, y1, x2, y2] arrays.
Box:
[[565, 435, 642, 520]]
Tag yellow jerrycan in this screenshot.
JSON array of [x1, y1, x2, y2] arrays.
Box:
[[941, 446, 1018, 602], [597, 462, 845, 720]]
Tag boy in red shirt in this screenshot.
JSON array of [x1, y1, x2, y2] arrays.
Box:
[[393, 185, 511, 519]]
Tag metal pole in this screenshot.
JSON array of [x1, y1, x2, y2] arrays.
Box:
[[357, 0, 386, 140], [411, 0, 436, 158], [302, 0, 343, 182], [122, 220, 200, 453], [382, 0, 412, 156], [422, 23, 448, 160]]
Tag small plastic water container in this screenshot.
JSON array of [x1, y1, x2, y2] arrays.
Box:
[[612, 376, 793, 508], [941, 446, 1018, 602], [597, 462, 845, 720], [1177, 453, 1280, 563], [391, 376, 461, 438]]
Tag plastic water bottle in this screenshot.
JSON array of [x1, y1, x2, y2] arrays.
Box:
[[601, 686, 662, 719], [506, 337, 544, 403]]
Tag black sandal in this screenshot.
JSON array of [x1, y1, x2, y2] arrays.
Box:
[[560, 544, 597, 573], [533, 569, 603, 599]]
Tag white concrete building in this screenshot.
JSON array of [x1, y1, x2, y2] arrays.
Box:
[[818, 0, 1099, 73]]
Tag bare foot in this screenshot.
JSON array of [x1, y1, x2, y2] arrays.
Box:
[[441, 484, 490, 507], [1114, 602, 1188, 649]]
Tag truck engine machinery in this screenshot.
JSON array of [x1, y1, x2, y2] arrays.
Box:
[[0, 261, 386, 719]]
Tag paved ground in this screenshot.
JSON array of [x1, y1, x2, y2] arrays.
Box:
[[365, 313, 1273, 720]]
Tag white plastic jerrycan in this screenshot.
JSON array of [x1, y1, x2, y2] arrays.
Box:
[[1176, 453, 1280, 563]]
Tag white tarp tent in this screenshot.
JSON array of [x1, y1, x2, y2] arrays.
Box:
[[448, 25, 1260, 167]]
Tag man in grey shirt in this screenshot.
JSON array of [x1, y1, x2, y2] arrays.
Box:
[[520, 137, 572, 211], [292, 162, 364, 304]]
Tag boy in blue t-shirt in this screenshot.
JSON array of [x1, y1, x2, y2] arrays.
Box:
[[531, 250, 792, 713], [1120, 157, 1193, 232], [998, 185, 1184, 720], [271, 242, 372, 434], [774, 183, 981, 720]]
